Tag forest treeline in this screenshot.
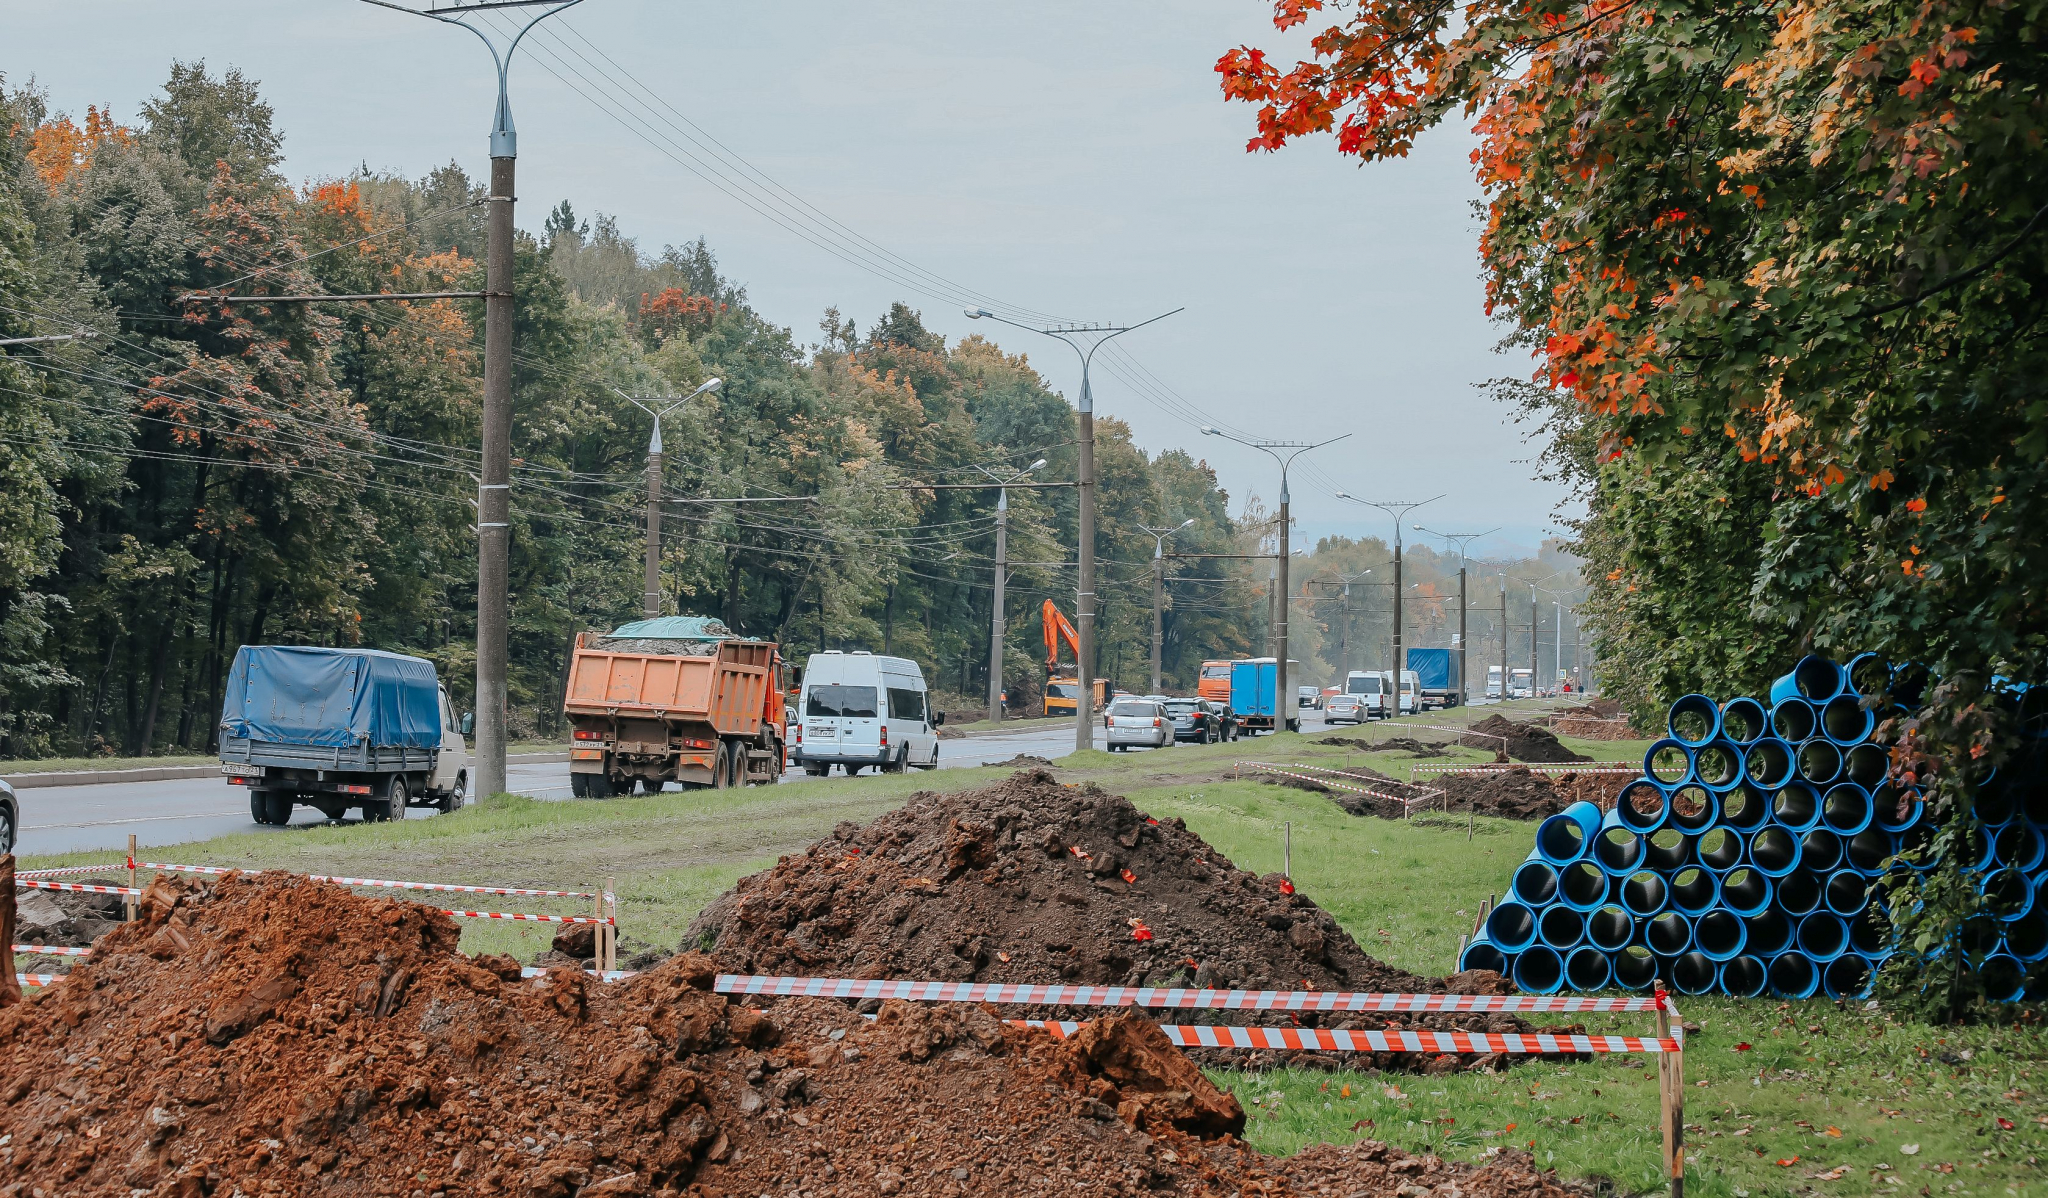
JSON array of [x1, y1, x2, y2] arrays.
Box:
[[0, 63, 1567, 759]]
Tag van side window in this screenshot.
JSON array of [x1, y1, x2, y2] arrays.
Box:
[[887, 687, 925, 721]]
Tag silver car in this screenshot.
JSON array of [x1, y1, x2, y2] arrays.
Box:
[[1104, 699, 1172, 751], [1325, 693, 1368, 725], [0, 778, 16, 854]]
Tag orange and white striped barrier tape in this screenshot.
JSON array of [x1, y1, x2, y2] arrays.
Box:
[[711, 973, 1658, 1013], [1236, 761, 1445, 810], [133, 860, 601, 899], [1017, 1020, 1679, 1055], [15, 878, 140, 897], [14, 973, 65, 988], [17, 864, 123, 879], [10, 945, 90, 956]]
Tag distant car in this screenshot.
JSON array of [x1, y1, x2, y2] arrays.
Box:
[[1297, 685, 1324, 710], [0, 778, 15, 853], [1325, 693, 1368, 725], [1164, 697, 1234, 744], [1105, 699, 1172, 751]]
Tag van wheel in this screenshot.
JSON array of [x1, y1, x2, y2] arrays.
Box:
[[803, 763, 829, 777], [440, 773, 466, 813], [250, 792, 277, 825], [881, 748, 906, 775], [263, 792, 294, 826]]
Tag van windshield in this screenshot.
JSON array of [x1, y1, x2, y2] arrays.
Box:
[[1349, 677, 1382, 694], [806, 685, 878, 718]]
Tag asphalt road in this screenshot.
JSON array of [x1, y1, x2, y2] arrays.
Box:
[[15, 715, 1263, 856]]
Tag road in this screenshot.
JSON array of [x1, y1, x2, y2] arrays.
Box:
[[15, 715, 1220, 856]]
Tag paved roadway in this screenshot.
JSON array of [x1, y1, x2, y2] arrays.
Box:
[[14, 716, 1202, 856]]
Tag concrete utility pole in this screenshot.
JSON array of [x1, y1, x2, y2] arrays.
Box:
[[1208, 431, 1347, 733], [1531, 583, 1541, 697], [1500, 576, 1509, 699], [1138, 519, 1194, 693], [613, 379, 722, 619], [966, 307, 1179, 753], [1333, 569, 1372, 675], [973, 459, 1046, 722], [1335, 493, 1440, 707], [363, 0, 587, 802], [1414, 527, 1497, 704]]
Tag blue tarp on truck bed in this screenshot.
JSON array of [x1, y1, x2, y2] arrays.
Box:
[[220, 646, 442, 750]]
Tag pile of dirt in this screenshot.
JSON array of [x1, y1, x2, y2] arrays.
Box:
[[687, 769, 1580, 1073], [1545, 698, 1645, 741], [1377, 736, 1453, 758], [1437, 768, 1572, 820], [0, 867, 1584, 1197], [1460, 715, 1592, 764], [11, 882, 124, 949], [988, 753, 1053, 768]]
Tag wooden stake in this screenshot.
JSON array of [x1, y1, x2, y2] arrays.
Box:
[[593, 886, 605, 972], [125, 834, 138, 921], [1454, 933, 1466, 971], [0, 854, 20, 1008], [1284, 822, 1292, 880], [1656, 990, 1684, 1196], [605, 874, 617, 973]]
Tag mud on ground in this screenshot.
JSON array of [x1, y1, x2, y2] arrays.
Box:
[[0, 870, 1586, 1197], [1459, 716, 1592, 765]]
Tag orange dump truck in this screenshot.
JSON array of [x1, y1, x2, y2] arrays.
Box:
[[561, 617, 788, 796]]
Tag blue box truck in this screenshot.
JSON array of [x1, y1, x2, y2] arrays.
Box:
[[219, 646, 470, 826], [1229, 657, 1300, 734], [1407, 648, 1462, 709]]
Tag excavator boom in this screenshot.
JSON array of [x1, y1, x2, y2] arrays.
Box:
[[1041, 599, 1082, 676]]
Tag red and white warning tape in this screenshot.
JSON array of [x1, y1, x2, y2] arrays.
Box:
[[15, 878, 141, 897], [134, 860, 600, 899], [444, 908, 611, 925], [1018, 1020, 1678, 1055], [9, 945, 91, 956], [712, 973, 1658, 1013], [17, 864, 122, 879], [1235, 762, 1445, 810], [14, 973, 64, 988]]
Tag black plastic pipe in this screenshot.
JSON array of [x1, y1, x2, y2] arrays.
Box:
[[1697, 827, 1744, 871], [1587, 905, 1635, 952], [1771, 697, 1818, 742], [1747, 826, 1802, 876], [1801, 828, 1844, 874], [1778, 869, 1823, 917], [1720, 697, 1768, 745], [1845, 828, 1895, 874], [1744, 739, 1795, 791], [1645, 829, 1695, 872], [1671, 950, 1718, 995], [1612, 946, 1660, 990], [1798, 739, 1844, 786], [1622, 870, 1669, 916], [1845, 743, 1888, 787], [1719, 954, 1768, 998], [1669, 784, 1719, 833], [1694, 909, 1747, 960], [1721, 782, 1774, 832], [1646, 911, 1693, 955], [1718, 866, 1772, 916], [1824, 870, 1870, 917], [1772, 782, 1821, 832], [1670, 866, 1719, 915], [1744, 908, 1793, 956]]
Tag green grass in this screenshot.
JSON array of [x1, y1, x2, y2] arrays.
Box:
[[20, 704, 2042, 1195], [0, 752, 216, 774]]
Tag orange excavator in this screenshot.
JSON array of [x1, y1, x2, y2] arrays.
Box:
[[1041, 599, 1109, 717]]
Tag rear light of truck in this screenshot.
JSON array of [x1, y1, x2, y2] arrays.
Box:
[[228, 776, 252, 786], [573, 729, 604, 740], [339, 784, 372, 795], [681, 737, 714, 750]]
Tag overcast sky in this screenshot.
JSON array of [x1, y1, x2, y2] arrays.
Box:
[[3, 0, 1580, 557]]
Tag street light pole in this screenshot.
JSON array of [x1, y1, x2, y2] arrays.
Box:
[[973, 459, 1047, 722], [1205, 430, 1348, 734], [1333, 493, 1441, 708], [613, 378, 722, 619], [1413, 526, 1499, 705], [360, 0, 588, 803], [1138, 519, 1195, 693], [965, 307, 1180, 753]]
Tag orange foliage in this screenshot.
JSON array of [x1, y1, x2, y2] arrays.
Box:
[[639, 288, 724, 340], [25, 106, 133, 193]]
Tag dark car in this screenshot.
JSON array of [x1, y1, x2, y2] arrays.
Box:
[[1164, 697, 1235, 744]]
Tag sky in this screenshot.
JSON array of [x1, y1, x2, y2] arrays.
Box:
[[2, 0, 1581, 558]]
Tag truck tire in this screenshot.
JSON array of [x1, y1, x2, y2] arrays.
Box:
[[570, 773, 591, 799], [250, 792, 274, 825], [802, 762, 828, 777], [728, 740, 749, 787], [439, 772, 466, 814], [363, 777, 403, 823], [711, 743, 735, 790], [265, 792, 294, 826]]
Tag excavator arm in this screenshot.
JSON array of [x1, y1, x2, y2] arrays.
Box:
[[1041, 599, 1082, 676]]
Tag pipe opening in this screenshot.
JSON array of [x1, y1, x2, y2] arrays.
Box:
[[1612, 946, 1659, 990], [1768, 952, 1818, 999], [1771, 698, 1817, 742], [1846, 652, 1892, 699], [1617, 780, 1668, 831], [1983, 867, 2034, 921], [1670, 784, 1717, 832], [1670, 866, 1719, 914], [1667, 694, 1721, 747], [1824, 870, 1870, 916], [1849, 907, 1893, 957], [1485, 901, 1537, 952], [1890, 662, 1930, 707], [1744, 740, 1794, 790], [1979, 955, 2027, 1003], [1794, 655, 1845, 701], [1748, 826, 1801, 876], [1594, 827, 1644, 875], [1587, 905, 1635, 952], [1845, 743, 1888, 788], [1822, 954, 1871, 1000], [1772, 783, 1820, 831], [1621, 870, 1668, 916], [1565, 946, 1613, 992], [1798, 911, 1849, 960], [1539, 904, 1587, 949], [1744, 909, 1793, 956], [1897, 821, 1934, 866], [1698, 828, 1743, 872], [1646, 741, 1693, 785], [1511, 858, 1560, 906], [1719, 954, 1768, 998], [1721, 783, 1773, 831], [1645, 829, 1694, 872], [1993, 821, 2045, 872], [1695, 909, 1747, 960], [1693, 742, 1743, 789], [2003, 910, 2048, 962], [1822, 695, 1874, 744], [1872, 783, 1923, 833], [1671, 951, 1718, 995], [1797, 740, 1843, 786], [1967, 772, 2015, 826], [1646, 911, 1693, 956], [1801, 829, 1844, 874], [1459, 938, 1509, 975], [1822, 784, 1872, 835], [1560, 861, 1609, 911], [1845, 829, 1894, 874], [1961, 915, 2004, 960], [1536, 809, 1594, 864], [1512, 946, 1565, 995], [1720, 697, 1768, 745], [1778, 869, 1823, 917], [1719, 867, 1771, 915]]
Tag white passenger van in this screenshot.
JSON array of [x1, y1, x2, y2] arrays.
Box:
[[791, 651, 942, 776]]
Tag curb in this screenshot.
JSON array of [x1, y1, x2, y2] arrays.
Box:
[[3, 750, 569, 790]]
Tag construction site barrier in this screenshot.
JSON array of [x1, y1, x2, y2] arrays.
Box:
[[16, 878, 140, 897], [14, 974, 63, 988], [710, 973, 1662, 1013], [1234, 761, 1445, 813], [1410, 762, 1639, 776], [134, 860, 601, 899], [10, 945, 90, 956], [1019, 1021, 1680, 1056], [18, 864, 123, 879]]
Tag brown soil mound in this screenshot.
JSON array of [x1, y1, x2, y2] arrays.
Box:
[[0, 869, 1581, 1197], [1461, 715, 1592, 764], [1438, 768, 1571, 820], [687, 770, 1572, 1073], [988, 753, 1053, 767], [1546, 698, 1645, 741]]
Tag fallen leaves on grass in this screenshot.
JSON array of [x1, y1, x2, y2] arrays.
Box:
[[1900, 1144, 1919, 1155], [1776, 1155, 1802, 1167]]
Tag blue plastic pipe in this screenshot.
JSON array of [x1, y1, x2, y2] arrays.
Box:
[[1458, 931, 1509, 974], [1777, 869, 1824, 917], [1821, 782, 1875, 836], [1720, 782, 1775, 832], [1696, 827, 1745, 872], [1822, 954, 1873, 1000], [1511, 850, 1561, 906], [1849, 907, 1894, 958], [2002, 909, 2048, 962], [1538, 903, 1588, 950], [1669, 865, 1721, 916], [1671, 950, 1719, 995], [1564, 945, 1613, 993], [1593, 807, 1645, 876], [1844, 651, 1892, 699], [1771, 654, 1846, 705], [1743, 739, 1796, 790], [1586, 904, 1635, 952], [1744, 908, 1794, 956], [1615, 778, 1669, 834], [1800, 828, 1845, 874], [1620, 870, 1669, 917], [1691, 740, 1747, 792], [1844, 743, 1888, 788], [1666, 694, 1723, 747], [1644, 739, 1694, 785], [1558, 860, 1610, 912], [1611, 945, 1660, 990], [1513, 945, 1565, 995], [1993, 821, 2045, 872], [1979, 954, 2027, 1003], [1768, 951, 1819, 999], [1669, 784, 1720, 834], [1872, 783, 1923, 833], [1719, 697, 1769, 746], [1747, 826, 1803, 877], [1694, 909, 1748, 962], [1821, 694, 1875, 746], [1770, 697, 1818, 743], [1824, 869, 1871, 917], [1797, 911, 1850, 961], [1717, 866, 1773, 917], [1797, 739, 1845, 787], [1981, 867, 2035, 922], [1536, 801, 1603, 865], [1485, 899, 1538, 952], [1645, 910, 1694, 956], [1771, 782, 1823, 833], [1718, 954, 1768, 998], [1643, 828, 1695, 872]]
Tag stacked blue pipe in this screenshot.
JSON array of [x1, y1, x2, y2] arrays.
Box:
[[1459, 652, 2047, 1000]]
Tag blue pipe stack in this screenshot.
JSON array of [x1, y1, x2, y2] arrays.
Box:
[[1458, 653, 2047, 1001]]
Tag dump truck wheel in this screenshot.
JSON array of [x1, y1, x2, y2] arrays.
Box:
[[728, 740, 749, 787], [712, 743, 735, 789], [570, 773, 590, 798]]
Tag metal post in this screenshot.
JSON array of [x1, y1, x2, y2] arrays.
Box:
[[475, 153, 514, 803], [1501, 581, 1509, 701], [1458, 567, 1468, 705], [989, 486, 1008, 722], [643, 445, 662, 619], [1392, 536, 1402, 706], [1555, 599, 1563, 691], [1276, 491, 1291, 733], [1530, 585, 1540, 700], [1150, 550, 1164, 694], [1076, 400, 1098, 751]]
